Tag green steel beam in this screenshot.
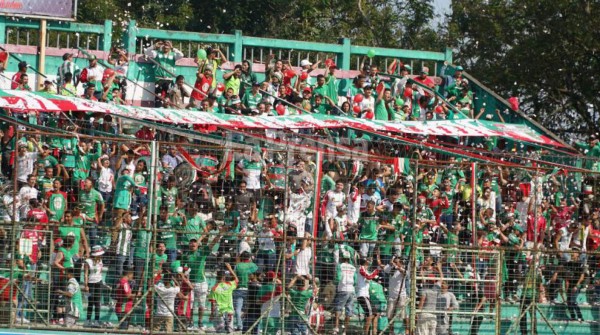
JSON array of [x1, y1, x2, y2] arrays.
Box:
[[124, 20, 137, 55], [136, 27, 236, 44], [3, 19, 106, 34], [102, 20, 112, 52], [350, 45, 446, 61], [233, 30, 243, 63], [242, 36, 343, 53], [338, 38, 351, 71], [0, 17, 6, 45]]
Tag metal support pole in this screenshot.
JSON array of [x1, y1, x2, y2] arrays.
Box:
[[8, 127, 20, 327], [38, 20, 47, 88], [148, 141, 159, 334], [409, 159, 419, 334]]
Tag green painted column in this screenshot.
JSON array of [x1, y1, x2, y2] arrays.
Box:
[[124, 20, 137, 55], [232, 30, 243, 63], [0, 17, 6, 45], [444, 47, 453, 64], [337, 38, 351, 70], [102, 20, 113, 52]]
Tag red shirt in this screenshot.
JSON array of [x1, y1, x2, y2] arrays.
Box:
[[413, 75, 435, 89], [526, 214, 546, 243], [11, 72, 23, 89], [27, 208, 48, 225], [191, 75, 211, 101], [115, 277, 133, 313], [551, 206, 575, 230]]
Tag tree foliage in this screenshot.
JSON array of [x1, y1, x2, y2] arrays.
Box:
[[76, 0, 444, 50], [447, 0, 600, 139]]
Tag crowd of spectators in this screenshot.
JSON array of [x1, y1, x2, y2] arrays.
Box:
[[0, 40, 598, 335]]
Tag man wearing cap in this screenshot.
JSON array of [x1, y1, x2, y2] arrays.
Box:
[[144, 40, 184, 108], [79, 55, 104, 99], [241, 82, 262, 111], [575, 134, 600, 170], [439, 61, 464, 96], [413, 66, 435, 89], [190, 62, 213, 107], [57, 53, 80, 93], [11, 61, 28, 90], [200, 47, 228, 89]]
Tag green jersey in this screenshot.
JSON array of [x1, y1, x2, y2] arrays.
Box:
[[185, 245, 210, 283], [133, 230, 152, 259], [59, 226, 82, 255], [235, 261, 258, 289], [157, 216, 183, 249], [58, 247, 77, 268], [37, 176, 55, 194], [183, 215, 204, 244], [209, 280, 237, 313], [289, 288, 313, 316], [73, 142, 101, 181], [78, 189, 104, 222], [321, 174, 336, 193], [133, 172, 147, 187], [374, 99, 390, 121], [369, 281, 386, 305], [160, 186, 178, 214], [60, 138, 78, 168], [242, 92, 262, 109], [153, 253, 168, 271], [358, 211, 380, 241], [47, 191, 67, 222]]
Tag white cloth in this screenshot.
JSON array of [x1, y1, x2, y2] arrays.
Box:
[[98, 167, 114, 193], [294, 247, 312, 276], [16, 152, 37, 183], [336, 262, 356, 293]]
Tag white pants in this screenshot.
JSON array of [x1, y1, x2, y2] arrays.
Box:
[[417, 314, 437, 335]]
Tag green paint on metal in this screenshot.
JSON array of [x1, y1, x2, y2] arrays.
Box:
[[233, 30, 243, 63], [338, 37, 352, 71], [102, 20, 112, 52], [124, 20, 137, 55]]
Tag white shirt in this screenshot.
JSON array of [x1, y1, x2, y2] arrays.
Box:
[[336, 262, 356, 293], [98, 166, 114, 193], [154, 283, 180, 316], [359, 96, 375, 112], [85, 258, 104, 284], [18, 185, 38, 204], [324, 190, 345, 219], [294, 247, 312, 276], [16, 152, 37, 183], [384, 264, 407, 299], [347, 187, 361, 224], [357, 266, 377, 297]]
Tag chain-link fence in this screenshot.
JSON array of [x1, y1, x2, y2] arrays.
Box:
[[0, 113, 599, 335]]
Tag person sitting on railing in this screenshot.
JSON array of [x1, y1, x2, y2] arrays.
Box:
[[57, 53, 80, 94], [189, 63, 213, 109], [79, 55, 104, 100], [200, 47, 228, 90], [11, 61, 28, 90], [144, 40, 184, 108], [413, 66, 435, 90], [223, 64, 243, 97], [15, 73, 31, 92], [60, 72, 77, 97]]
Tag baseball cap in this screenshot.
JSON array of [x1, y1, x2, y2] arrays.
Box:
[[421, 66, 429, 74], [62, 53, 73, 61], [328, 63, 338, 69], [300, 59, 312, 67], [303, 86, 312, 93], [88, 55, 97, 61], [455, 65, 464, 71], [402, 65, 412, 71]]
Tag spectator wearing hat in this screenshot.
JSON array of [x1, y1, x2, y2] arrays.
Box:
[[83, 245, 105, 327], [190, 62, 214, 107], [11, 61, 28, 90], [439, 61, 464, 96], [144, 40, 184, 108], [57, 53, 80, 93], [242, 82, 263, 111], [575, 133, 600, 170], [200, 47, 228, 89], [79, 55, 104, 99], [413, 66, 435, 89]]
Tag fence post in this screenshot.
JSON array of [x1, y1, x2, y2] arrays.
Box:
[[102, 20, 113, 52], [0, 17, 6, 45], [337, 37, 351, 71], [232, 30, 243, 63], [124, 20, 137, 55]]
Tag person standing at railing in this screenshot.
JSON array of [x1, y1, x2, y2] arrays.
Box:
[[57, 53, 80, 94], [11, 61, 28, 90], [144, 40, 184, 108]]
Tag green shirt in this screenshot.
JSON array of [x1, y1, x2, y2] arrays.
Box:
[[153, 253, 168, 271], [289, 288, 313, 316], [158, 216, 183, 249], [185, 245, 210, 283], [242, 92, 262, 109], [235, 261, 258, 289], [369, 281, 386, 305], [47, 192, 67, 222], [73, 142, 101, 181], [133, 230, 152, 259], [59, 247, 77, 269], [374, 99, 390, 121], [225, 75, 241, 95], [59, 226, 82, 255], [37, 176, 55, 194], [160, 186, 178, 214], [183, 215, 204, 243], [209, 280, 237, 313], [78, 189, 104, 221], [321, 174, 336, 194], [358, 211, 380, 241]]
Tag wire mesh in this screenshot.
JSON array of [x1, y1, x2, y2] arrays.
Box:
[[0, 115, 597, 335]]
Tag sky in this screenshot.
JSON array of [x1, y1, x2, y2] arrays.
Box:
[[433, 0, 451, 22]]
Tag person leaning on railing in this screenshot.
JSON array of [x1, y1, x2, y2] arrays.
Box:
[[144, 40, 184, 108]]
